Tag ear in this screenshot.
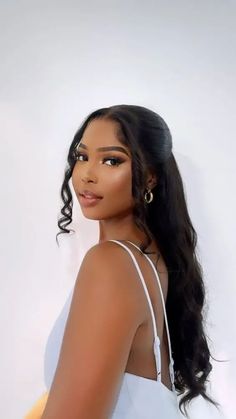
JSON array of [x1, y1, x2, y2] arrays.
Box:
[[146, 170, 158, 190]]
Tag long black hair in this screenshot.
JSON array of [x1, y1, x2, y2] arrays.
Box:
[[56, 105, 222, 417]]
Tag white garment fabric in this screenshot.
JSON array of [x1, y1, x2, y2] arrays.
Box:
[[44, 240, 183, 418]]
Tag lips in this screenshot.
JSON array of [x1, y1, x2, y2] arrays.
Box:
[[80, 190, 103, 199]]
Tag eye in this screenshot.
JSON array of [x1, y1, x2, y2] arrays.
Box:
[[75, 152, 87, 162], [74, 152, 123, 167], [103, 157, 123, 166]]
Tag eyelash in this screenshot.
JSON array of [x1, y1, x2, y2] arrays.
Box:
[[74, 152, 124, 167]]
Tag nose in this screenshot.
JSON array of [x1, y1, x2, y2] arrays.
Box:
[[81, 163, 98, 184], [82, 174, 96, 183]]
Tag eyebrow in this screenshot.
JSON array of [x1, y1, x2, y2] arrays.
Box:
[[77, 143, 130, 157]]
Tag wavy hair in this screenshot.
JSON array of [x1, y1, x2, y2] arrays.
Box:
[[56, 104, 222, 417]]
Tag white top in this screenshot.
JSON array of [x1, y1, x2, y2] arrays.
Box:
[[44, 240, 183, 418]]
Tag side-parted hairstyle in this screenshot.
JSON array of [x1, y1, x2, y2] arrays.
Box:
[[56, 104, 222, 417]]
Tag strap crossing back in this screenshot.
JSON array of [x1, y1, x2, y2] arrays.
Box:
[[108, 239, 175, 391]]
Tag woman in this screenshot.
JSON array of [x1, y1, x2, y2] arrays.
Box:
[[26, 105, 220, 418]]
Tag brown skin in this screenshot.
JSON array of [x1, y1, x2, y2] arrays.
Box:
[[41, 119, 171, 419]]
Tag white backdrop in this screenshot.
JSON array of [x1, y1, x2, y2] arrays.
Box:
[[0, 1, 235, 418]]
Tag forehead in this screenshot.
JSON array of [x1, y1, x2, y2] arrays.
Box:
[[82, 118, 122, 145]]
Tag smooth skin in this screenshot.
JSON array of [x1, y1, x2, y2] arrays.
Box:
[[41, 119, 170, 419]]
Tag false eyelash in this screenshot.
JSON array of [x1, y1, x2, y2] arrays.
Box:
[[74, 152, 123, 166]]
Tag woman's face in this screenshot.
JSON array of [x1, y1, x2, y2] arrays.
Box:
[[72, 118, 134, 220]]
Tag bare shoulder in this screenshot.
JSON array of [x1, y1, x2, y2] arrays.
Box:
[[78, 240, 136, 286], [79, 241, 135, 278], [84, 240, 129, 261]]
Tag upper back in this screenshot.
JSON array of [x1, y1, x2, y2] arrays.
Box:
[[106, 239, 173, 391], [106, 239, 181, 418]]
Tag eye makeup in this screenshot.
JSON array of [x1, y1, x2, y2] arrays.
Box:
[[74, 151, 124, 167]]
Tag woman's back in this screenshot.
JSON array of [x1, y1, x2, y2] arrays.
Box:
[[121, 240, 172, 390], [42, 239, 183, 418], [108, 240, 182, 418]]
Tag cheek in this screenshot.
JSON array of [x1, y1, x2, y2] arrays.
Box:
[[106, 169, 131, 193], [103, 169, 133, 207], [71, 166, 80, 196]]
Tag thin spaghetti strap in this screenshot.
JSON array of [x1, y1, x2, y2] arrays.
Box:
[[125, 240, 175, 391], [108, 239, 162, 383]]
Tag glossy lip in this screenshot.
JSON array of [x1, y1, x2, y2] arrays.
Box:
[[80, 189, 103, 199], [79, 194, 103, 207]]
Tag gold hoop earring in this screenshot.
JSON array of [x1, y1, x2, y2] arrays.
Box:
[[144, 187, 153, 204]]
